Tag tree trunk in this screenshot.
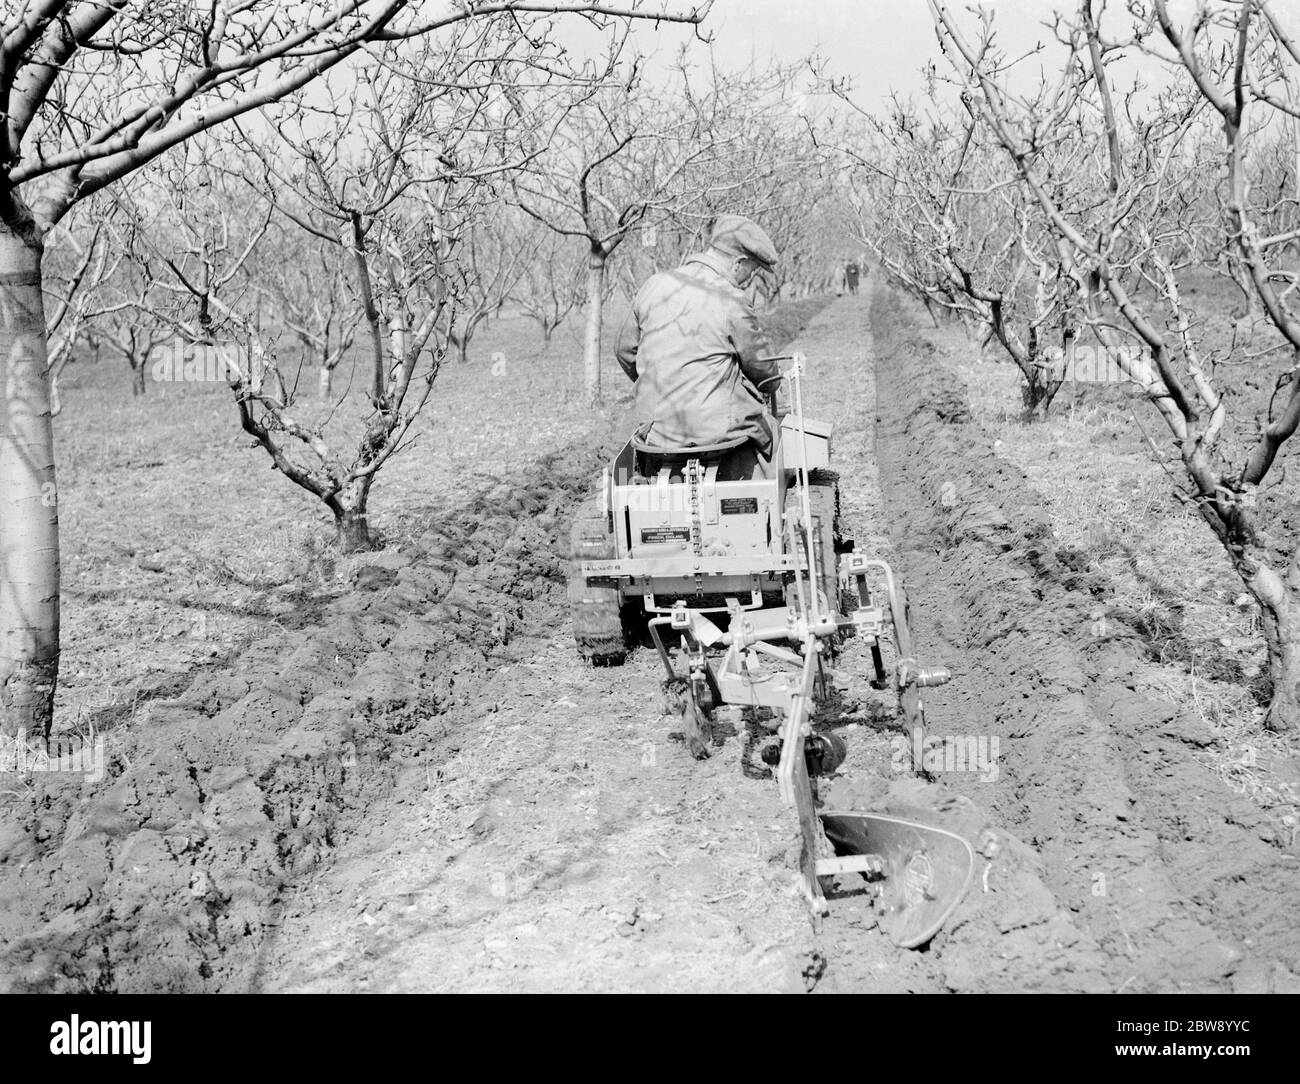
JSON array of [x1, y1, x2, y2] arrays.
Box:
[[132, 361, 146, 397], [1019, 370, 1063, 421], [319, 364, 333, 398], [1240, 555, 1300, 731], [583, 249, 607, 403], [1013, 330, 1069, 422], [0, 224, 59, 737], [1261, 606, 1300, 732], [335, 505, 373, 553]]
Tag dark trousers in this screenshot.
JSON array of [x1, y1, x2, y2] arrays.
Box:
[[640, 439, 770, 481]]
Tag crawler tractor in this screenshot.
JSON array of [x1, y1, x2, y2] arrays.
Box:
[[569, 355, 974, 946]]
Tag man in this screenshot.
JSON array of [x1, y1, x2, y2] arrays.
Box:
[[615, 214, 780, 473], [844, 259, 860, 295]]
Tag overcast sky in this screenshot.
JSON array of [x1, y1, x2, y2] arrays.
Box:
[[625, 0, 1072, 101], [616, 0, 1221, 105]]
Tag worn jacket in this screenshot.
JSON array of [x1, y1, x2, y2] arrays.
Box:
[[615, 250, 778, 452]]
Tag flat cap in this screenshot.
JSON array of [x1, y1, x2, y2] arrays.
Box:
[[710, 214, 778, 270]]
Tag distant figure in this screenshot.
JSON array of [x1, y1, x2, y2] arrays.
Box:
[[844, 260, 860, 295]]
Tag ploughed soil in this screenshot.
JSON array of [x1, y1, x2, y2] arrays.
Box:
[[819, 286, 1300, 993], [3, 285, 1298, 992]]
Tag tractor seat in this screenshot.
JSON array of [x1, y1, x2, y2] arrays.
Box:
[[631, 424, 748, 467], [631, 425, 768, 480]]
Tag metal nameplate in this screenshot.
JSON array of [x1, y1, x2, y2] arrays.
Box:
[[640, 526, 691, 544]]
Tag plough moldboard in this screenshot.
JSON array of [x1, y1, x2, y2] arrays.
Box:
[[571, 355, 976, 947]]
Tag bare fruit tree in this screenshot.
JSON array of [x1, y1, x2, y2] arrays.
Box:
[[0, 0, 712, 735], [263, 230, 359, 399], [449, 212, 530, 364], [509, 215, 587, 344], [216, 35, 588, 549], [927, 0, 1300, 730], [83, 206, 170, 399], [841, 93, 1076, 419]]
